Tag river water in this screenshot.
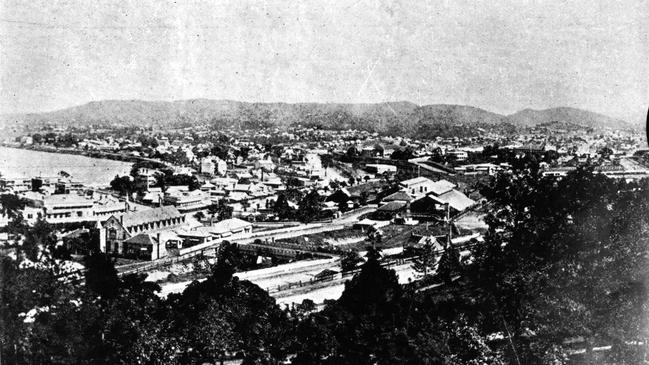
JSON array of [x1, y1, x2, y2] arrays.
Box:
[[0, 146, 132, 187]]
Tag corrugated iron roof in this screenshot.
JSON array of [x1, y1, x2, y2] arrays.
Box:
[[429, 179, 456, 196], [119, 206, 182, 228]]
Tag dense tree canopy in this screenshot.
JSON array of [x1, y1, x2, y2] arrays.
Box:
[[466, 165, 649, 363], [297, 190, 324, 223], [272, 193, 295, 220], [109, 175, 136, 196], [208, 199, 233, 221]]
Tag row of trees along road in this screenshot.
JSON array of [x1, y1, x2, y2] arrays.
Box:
[[1, 162, 648, 363]]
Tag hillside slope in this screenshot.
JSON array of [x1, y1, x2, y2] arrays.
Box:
[[507, 107, 628, 129], [1, 100, 629, 136]]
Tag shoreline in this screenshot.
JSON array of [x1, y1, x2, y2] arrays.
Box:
[[0, 142, 168, 168]]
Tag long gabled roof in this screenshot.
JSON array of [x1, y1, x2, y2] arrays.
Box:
[[123, 233, 157, 246], [119, 206, 183, 228], [210, 218, 252, 234], [429, 190, 476, 212], [376, 201, 407, 212], [400, 176, 433, 187], [346, 181, 387, 197]]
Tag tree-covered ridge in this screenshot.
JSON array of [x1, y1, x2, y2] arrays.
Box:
[[3, 99, 630, 139]]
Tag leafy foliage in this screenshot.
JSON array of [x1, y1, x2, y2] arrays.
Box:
[[411, 236, 440, 277], [0, 194, 26, 220], [340, 249, 363, 272], [109, 174, 136, 195], [297, 190, 324, 223], [4, 167, 649, 364], [272, 193, 295, 220], [209, 199, 233, 220], [467, 166, 649, 363]]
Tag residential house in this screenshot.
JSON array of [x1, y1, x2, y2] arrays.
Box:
[[409, 187, 476, 220], [142, 187, 164, 206], [255, 158, 276, 172], [200, 158, 216, 175], [371, 201, 408, 221], [446, 150, 469, 161], [163, 190, 211, 213], [207, 218, 253, 240], [215, 157, 228, 175], [136, 168, 163, 191], [0, 177, 32, 193], [20, 192, 127, 225], [380, 191, 413, 205], [326, 181, 388, 208], [400, 177, 437, 197]]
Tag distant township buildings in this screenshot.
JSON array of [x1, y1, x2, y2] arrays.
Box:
[[2, 176, 129, 225], [21, 192, 127, 225]]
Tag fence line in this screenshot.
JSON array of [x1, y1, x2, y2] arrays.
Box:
[[265, 257, 415, 293]]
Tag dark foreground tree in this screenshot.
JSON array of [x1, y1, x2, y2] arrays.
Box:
[[340, 249, 363, 272], [168, 262, 294, 364], [273, 193, 294, 220], [297, 190, 323, 223], [468, 165, 649, 363], [411, 236, 439, 277], [292, 255, 504, 365]]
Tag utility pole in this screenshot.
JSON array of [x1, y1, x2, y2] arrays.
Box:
[[445, 203, 451, 248]]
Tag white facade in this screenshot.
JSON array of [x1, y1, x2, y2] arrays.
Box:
[[215, 158, 228, 175], [200, 158, 216, 175], [20, 192, 127, 225], [400, 177, 437, 197]]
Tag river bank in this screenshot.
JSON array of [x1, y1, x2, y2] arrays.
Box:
[[0, 145, 136, 187], [0, 142, 168, 167]]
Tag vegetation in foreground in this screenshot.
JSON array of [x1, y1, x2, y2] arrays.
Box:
[[1, 165, 648, 364]]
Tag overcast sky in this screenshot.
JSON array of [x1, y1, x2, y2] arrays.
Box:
[[1, 0, 647, 121]]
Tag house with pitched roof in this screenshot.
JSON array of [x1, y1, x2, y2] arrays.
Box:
[[409, 189, 476, 219], [380, 191, 413, 205], [371, 201, 408, 221], [400, 177, 437, 197], [326, 181, 389, 208], [163, 190, 211, 213]]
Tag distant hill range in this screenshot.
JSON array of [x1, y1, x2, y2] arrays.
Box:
[[506, 107, 628, 129], [1, 100, 632, 138]]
